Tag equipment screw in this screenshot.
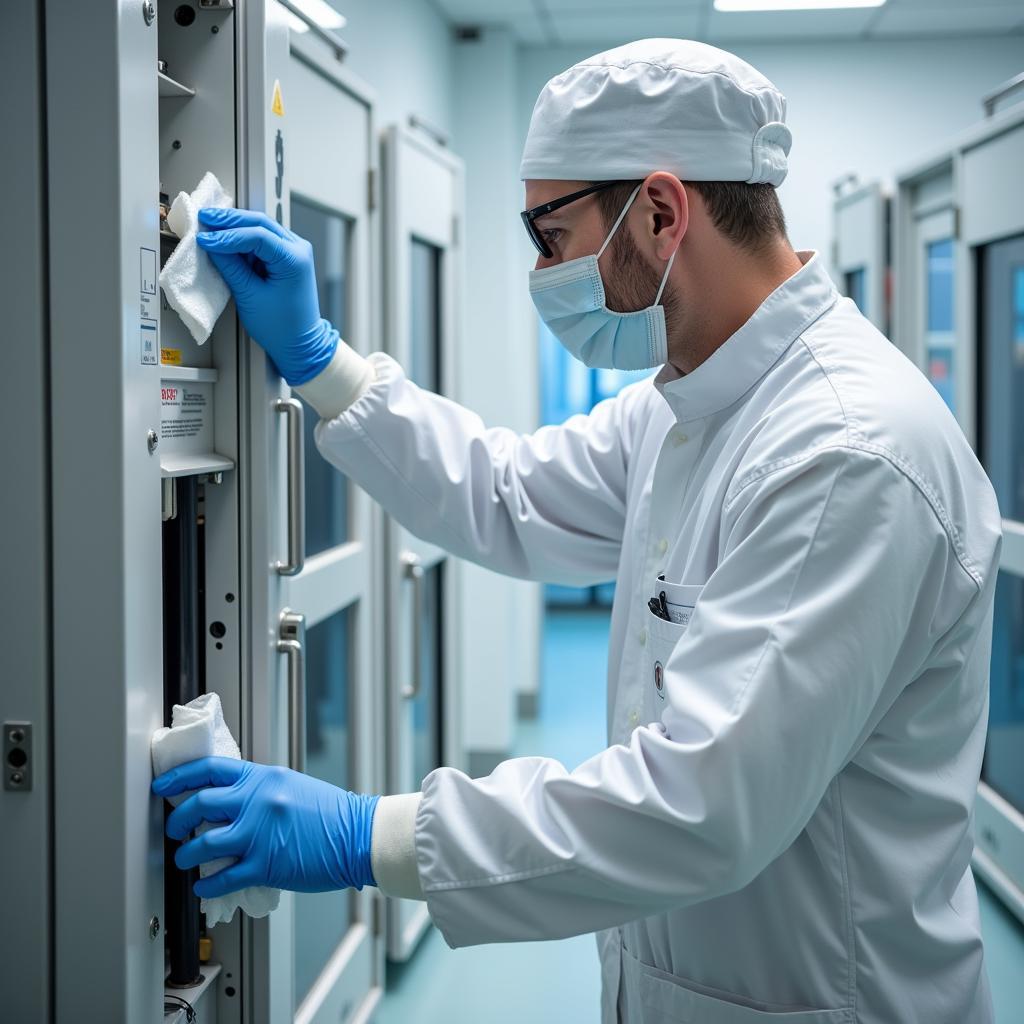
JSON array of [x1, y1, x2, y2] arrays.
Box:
[[149, 916, 161, 940], [10, 772, 23, 785], [143, 0, 155, 26], [147, 430, 159, 454], [9, 728, 24, 744]]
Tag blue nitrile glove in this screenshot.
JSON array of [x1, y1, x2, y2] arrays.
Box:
[[196, 208, 337, 386], [152, 756, 380, 899]]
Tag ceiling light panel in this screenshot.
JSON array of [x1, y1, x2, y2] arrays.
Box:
[[715, 0, 885, 10]]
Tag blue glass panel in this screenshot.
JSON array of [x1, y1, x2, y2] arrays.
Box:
[[985, 572, 1024, 811], [294, 605, 353, 1009], [290, 196, 351, 554], [844, 267, 867, 315], [1015, 267, 1024, 368], [927, 347, 955, 414], [410, 239, 441, 392], [411, 565, 443, 786], [926, 238, 954, 333], [539, 317, 650, 605]]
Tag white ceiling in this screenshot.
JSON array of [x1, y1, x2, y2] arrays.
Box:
[[433, 0, 1024, 47]]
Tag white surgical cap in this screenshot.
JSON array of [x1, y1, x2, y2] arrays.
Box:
[[520, 38, 792, 188]]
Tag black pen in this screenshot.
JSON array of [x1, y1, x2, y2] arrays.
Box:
[[648, 597, 668, 620]]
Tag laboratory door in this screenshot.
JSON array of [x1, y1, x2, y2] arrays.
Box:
[[977, 233, 1024, 910], [832, 181, 889, 334], [381, 125, 464, 961], [246, 19, 383, 1024]]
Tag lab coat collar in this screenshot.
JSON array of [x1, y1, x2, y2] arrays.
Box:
[[654, 251, 838, 423]]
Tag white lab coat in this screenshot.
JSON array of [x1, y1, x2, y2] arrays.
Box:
[[312, 253, 1001, 1023]]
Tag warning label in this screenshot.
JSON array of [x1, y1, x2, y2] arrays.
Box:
[[160, 381, 212, 451], [271, 79, 285, 117]]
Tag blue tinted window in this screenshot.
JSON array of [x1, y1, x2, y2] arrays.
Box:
[[985, 572, 1024, 811], [844, 267, 866, 314], [294, 605, 353, 1008], [290, 196, 351, 553], [539, 319, 651, 605], [926, 238, 954, 333]]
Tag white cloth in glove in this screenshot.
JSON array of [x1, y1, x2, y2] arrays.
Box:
[[159, 171, 234, 345], [151, 692, 280, 925]]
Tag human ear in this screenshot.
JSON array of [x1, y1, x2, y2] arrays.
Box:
[[642, 172, 688, 260]]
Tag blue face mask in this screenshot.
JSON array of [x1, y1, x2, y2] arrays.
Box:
[[528, 184, 677, 371]]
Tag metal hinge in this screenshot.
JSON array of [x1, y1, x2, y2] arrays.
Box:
[[368, 167, 377, 212], [952, 204, 961, 240], [372, 895, 383, 937], [452, 213, 459, 247]]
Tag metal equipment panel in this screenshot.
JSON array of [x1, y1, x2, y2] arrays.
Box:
[[0, 3, 52, 1020]]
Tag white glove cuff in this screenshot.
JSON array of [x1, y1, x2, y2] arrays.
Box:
[[294, 342, 375, 420], [370, 792, 424, 900]]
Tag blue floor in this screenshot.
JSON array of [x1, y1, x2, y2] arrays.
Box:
[[373, 608, 1024, 1023]]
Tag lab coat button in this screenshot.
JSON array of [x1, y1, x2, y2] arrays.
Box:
[[657, 538, 668, 555], [629, 708, 639, 724], [673, 432, 689, 446], [639, 628, 648, 646]]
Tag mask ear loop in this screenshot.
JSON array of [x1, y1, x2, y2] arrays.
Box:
[[596, 183, 644, 259], [653, 247, 678, 307]]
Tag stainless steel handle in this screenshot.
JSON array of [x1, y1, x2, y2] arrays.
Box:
[[278, 610, 306, 772], [274, 398, 305, 576], [277, 0, 349, 60], [401, 553, 425, 700], [983, 71, 1024, 117]]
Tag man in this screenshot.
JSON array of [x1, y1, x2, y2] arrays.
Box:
[[153, 40, 1001, 1022]]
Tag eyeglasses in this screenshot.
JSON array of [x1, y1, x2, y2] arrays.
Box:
[[521, 180, 619, 259]]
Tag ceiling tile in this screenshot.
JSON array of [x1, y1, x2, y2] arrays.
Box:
[[870, 4, 1024, 35], [433, 0, 537, 23], [548, 10, 705, 46], [707, 7, 879, 41]]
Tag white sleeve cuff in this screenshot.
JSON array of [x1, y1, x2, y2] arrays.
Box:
[[294, 342, 375, 420], [370, 792, 424, 900]]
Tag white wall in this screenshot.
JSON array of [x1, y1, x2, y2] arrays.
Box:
[[452, 28, 543, 765], [332, 0, 455, 138], [518, 37, 1024, 259]]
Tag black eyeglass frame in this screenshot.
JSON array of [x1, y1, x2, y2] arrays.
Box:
[[521, 180, 620, 259]]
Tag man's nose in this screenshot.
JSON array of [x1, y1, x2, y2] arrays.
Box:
[[534, 253, 559, 271]]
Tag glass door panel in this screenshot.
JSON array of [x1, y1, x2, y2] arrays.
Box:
[[845, 267, 867, 315], [410, 239, 441, 391], [980, 234, 1024, 818], [294, 604, 354, 1010], [985, 571, 1024, 810], [925, 237, 956, 413], [409, 564, 442, 789], [290, 196, 352, 554]]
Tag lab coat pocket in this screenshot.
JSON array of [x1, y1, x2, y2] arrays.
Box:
[[645, 584, 702, 705], [635, 957, 854, 1023]]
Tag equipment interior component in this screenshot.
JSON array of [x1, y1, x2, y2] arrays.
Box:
[[161, 475, 205, 989]]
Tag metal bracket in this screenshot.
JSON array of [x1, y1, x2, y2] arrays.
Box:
[[4, 722, 32, 791]]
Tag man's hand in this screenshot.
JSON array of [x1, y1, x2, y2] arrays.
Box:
[[152, 757, 380, 898], [196, 208, 337, 386]]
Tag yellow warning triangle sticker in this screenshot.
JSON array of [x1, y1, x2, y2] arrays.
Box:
[[271, 79, 285, 117]]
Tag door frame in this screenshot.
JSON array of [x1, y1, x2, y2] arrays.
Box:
[[380, 123, 465, 960]]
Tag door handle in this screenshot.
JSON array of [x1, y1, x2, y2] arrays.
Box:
[[274, 398, 305, 576], [401, 553, 425, 700], [278, 609, 307, 772]]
